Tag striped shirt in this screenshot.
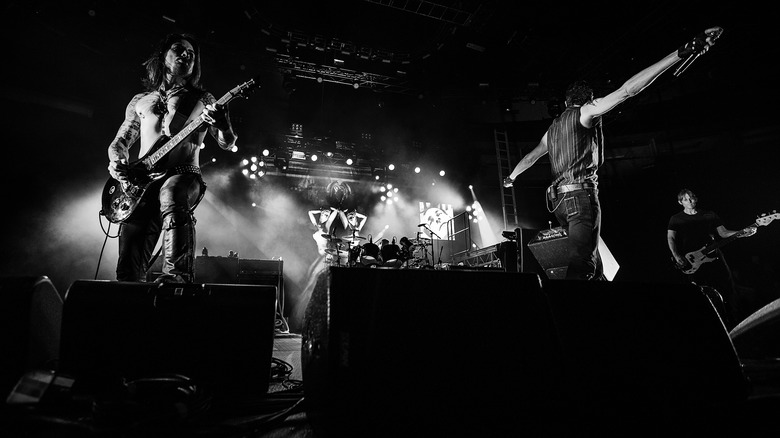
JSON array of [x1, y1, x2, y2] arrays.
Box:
[[547, 106, 604, 187]]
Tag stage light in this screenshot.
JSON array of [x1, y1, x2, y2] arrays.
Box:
[[251, 156, 258, 163], [242, 169, 249, 176], [262, 149, 270, 157], [346, 158, 353, 165], [242, 158, 249, 166], [274, 155, 289, 171], [231, 145, 238, 152], [353, 82, 359, 89], [381, 195, 386, 201], [439, 170, 446, 176], [250, 163, 258, 171], [388, 164, 395, 171], [310, 154, 318, 161], [414, 167, 421, 173]]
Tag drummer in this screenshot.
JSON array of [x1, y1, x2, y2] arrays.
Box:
[[399, 236, 413, 262]]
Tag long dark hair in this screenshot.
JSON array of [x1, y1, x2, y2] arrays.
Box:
[[141, 33, 203, 91]]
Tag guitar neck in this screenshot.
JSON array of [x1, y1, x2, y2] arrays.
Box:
[[141, 92, 236, 169], [700, 223, 755, 255]]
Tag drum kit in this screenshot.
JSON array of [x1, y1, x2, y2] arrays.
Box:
[[321, 231, 433, 269]]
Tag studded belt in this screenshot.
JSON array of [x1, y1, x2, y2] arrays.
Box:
[[170, 165, 201, 175]]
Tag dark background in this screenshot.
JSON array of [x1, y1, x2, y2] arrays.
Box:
[[2, 1, 778, 331]]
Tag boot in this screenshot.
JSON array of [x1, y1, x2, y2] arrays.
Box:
[[160, 221, 195, 283]]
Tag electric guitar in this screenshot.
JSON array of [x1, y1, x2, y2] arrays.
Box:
[[674, 211, 778, 274], [101, 77, 260, 224]]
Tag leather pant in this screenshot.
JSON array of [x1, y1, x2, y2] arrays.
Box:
[[116, 172, 204, 282]]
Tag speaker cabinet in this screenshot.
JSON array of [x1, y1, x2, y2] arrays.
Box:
[[0, 276, 62, 396], [194, 256, 239, 283], [542, 279, 749, 428], [527, 227, 569, 279], [302, 267, 569, 437], [58, 280, 277, 397]]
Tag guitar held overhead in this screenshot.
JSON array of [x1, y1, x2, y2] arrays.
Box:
[[674, 211, 778, 274], [101, 77, 260, 224]]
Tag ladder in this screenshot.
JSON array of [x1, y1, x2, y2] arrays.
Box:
[[494, 128, 519, 230]]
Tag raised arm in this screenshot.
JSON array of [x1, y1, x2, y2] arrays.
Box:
[[580, 27, 723, 127]]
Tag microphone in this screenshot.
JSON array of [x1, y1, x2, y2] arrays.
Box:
[[674, 27, 723, 77], [417, 223, 426, 227], [416, 231, 420, 241]]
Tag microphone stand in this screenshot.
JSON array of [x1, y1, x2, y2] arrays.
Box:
[[421, 224, 440, 268]]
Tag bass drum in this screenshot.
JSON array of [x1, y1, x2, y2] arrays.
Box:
[[361, 241, 381, 267]]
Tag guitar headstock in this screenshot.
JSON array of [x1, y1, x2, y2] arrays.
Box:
[[756, 210, 779, 227], [231, 77, 261, 99]]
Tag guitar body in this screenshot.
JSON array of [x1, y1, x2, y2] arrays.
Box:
[[677, 248, 718, 275], [101, 136, 170, 223]]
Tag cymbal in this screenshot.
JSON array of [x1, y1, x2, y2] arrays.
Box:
[[325, 249, 349, 257], [411, 238, 432, 245], [321, 234, 343, 242], [342, 234, 366, 240]]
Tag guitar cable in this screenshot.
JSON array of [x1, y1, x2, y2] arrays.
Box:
[[95, 212, 120, 279]]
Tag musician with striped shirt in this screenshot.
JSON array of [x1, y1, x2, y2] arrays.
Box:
[[503, 27, 722, 280]]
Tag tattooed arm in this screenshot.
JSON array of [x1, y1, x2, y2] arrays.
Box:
[[107, 94, 144, 182], [201, 92, 237, 150]]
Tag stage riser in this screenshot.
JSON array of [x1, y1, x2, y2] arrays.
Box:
[[0, 276, 62, 397], [302, 267, 748, 436], [58, 280, 278, 397]]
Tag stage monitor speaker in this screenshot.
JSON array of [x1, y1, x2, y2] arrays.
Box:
[[729, 297, 780, 360], [58, 280, 277, 398], [494, 240, 518, 272], [527, 227, 568, 279], [542, 279, 749, 428], [302, 267, 570, 437], [0, 276, 62, 396], [194, 256, 239, 283]]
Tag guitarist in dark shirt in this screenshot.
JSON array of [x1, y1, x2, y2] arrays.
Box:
[[667, 189, 757, 329], [107, 33, 237, 283]]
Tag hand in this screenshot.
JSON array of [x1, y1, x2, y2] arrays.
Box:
[[201, 103, 230, 131], [740, 226, 758, 238], [503, 176, 515, 188], [678, 27, 723, 58], [108, 159, 128, 182]]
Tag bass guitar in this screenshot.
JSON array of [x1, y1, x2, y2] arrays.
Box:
[[674, 211, 778, 274], [101, 77, 260, 224]]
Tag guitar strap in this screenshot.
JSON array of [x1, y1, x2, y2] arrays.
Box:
[[164, 88, 203, 136]]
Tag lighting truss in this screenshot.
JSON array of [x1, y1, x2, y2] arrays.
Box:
[[274, 55, 418, 95]]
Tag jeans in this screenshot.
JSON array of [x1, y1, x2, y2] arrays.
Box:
[[553, 188, 605, 281], [116, 173, 204, 282]]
